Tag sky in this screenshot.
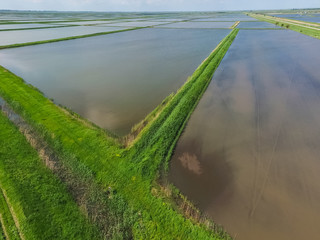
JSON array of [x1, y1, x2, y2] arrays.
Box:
[[0, 0, 319, 12]]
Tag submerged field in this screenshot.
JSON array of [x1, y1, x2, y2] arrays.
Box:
[[0, 9, 320, 240], [169, 29, 320, 240], [0, 28, 230, 135]]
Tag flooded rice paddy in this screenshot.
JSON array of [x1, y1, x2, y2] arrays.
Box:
[[193, 17, 257, 22], [0, 23, 61, 30], [158, 21, 235, 29], [169, 29, 320, 240], [103, 21, 170, 27], [57, 20, 121, 25], [0, 26, 130, 46], [237, 21, 281, 28], [0, 28, 230, 135]]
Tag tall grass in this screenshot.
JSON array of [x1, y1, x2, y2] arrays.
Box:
[[0, 112, 102, 239], [0, 190, 20, 240]]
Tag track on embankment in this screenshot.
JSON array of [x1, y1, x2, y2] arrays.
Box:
[[249, 13, 320, 39], [0, 29, 238, 239]]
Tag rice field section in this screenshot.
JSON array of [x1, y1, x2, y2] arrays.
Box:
[[193, 17, 256, 22], [237, 21, 282, 28], [169, 29, 320, 240], [55, 20, 122, 25], [0, 28, 231, 135], [0, 26, 132, 46], [102, 21, 171, 27], [158, 21, 235, 28], [0, 23, 62, 30]]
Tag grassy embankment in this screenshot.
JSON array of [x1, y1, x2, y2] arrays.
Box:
[[249, 13, 320, 39], [0, 26, 146, 50], [0, 112, 102, 239], [0, 28, 239, 239]]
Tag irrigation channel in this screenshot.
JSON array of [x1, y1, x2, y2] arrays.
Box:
[[169, 29, 320, 240]]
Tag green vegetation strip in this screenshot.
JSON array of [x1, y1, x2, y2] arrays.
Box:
[[249, 13, 320, 39], [0, 224, 5, 240], [0, 189, 20, 239], [0, 28, 238, 239], [0, 27, 145, 50], [0, 112, 101, 239]]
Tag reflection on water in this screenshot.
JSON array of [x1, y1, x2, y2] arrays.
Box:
[[158, 21, 235, 28], [0, 28, 230, 135], [237, 21, 281, 28], [0, 23, 60, 30], [178, 152, 202, 175], [169, 29, 320, 240]]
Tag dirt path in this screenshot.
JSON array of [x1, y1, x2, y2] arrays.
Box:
[[254, 14, 320, 31]]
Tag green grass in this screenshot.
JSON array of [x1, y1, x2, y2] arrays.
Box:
[[249, 13, 320, 39], [0, 26, 146, 50], [0, 29, 239, 239], [0, 112, 102, 239], [0, 224, 5, 240], [0, 189, 20, 239]]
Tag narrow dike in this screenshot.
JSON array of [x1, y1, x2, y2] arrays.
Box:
[[0, 28, 239, 239]]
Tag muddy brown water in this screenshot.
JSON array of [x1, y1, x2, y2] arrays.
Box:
[[169, 29, 320, 240]]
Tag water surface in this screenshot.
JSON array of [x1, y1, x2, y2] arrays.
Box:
[[0, 28, 230, 135], [159, 21, 234, 29], [104, 21, 170, 27], [0, 26, 129, 46], [0, 23, 60, 30], [238, 21, 281, 28], [169, 29, 320, 240], [193, 17, 256, 22]]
